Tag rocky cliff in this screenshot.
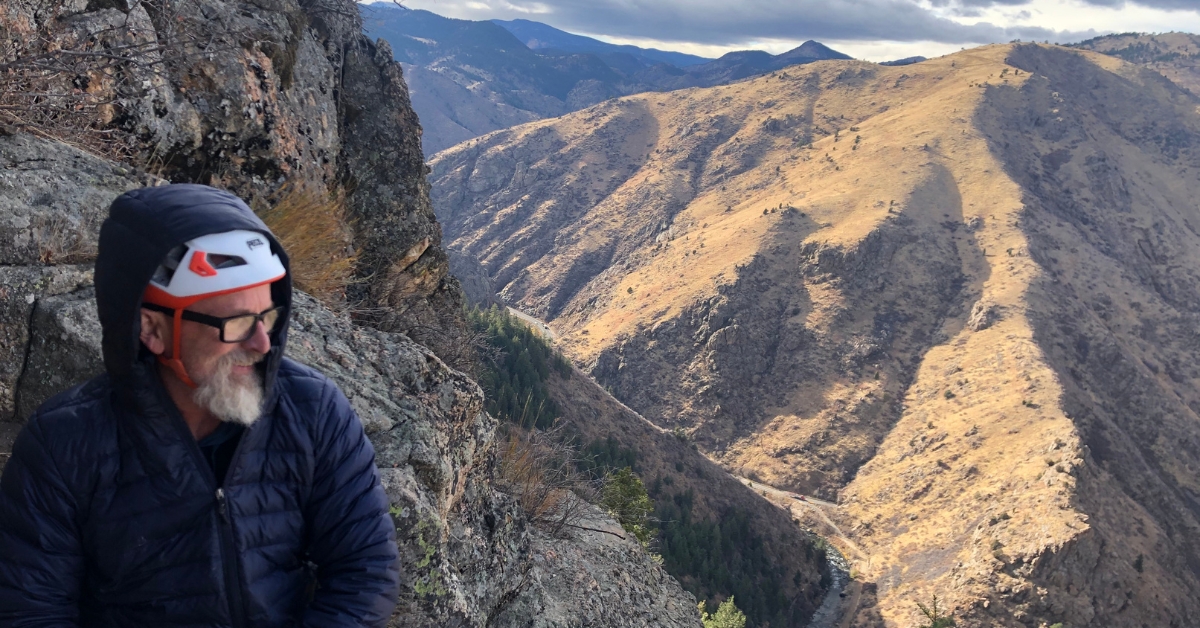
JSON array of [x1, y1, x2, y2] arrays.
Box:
[[431, 44, 1200, 626], [0, 130, 702, 627], [0, 0, 461, 361]]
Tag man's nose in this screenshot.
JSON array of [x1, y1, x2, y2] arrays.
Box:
[[241, 320, 271, 354]]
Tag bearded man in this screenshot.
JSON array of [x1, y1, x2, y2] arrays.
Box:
[[0, 185, 401, 627]]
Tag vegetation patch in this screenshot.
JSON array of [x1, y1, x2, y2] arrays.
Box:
[[699, 595, 748, 628], [468, 305, 571, 429], [600, 467, 655, 550], [258, 187, 357, 306], [582, 433, 811, 628]]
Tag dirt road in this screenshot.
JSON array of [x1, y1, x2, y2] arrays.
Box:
[[507, 307, 556, 340], [733, 475, 868, 627]]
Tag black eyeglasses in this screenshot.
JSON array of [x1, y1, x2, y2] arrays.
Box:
[[143, 303, 286, 343]]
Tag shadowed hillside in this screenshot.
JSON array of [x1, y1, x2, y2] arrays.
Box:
[[431, 44, 1200, 626], [551, 365, 832, 626]]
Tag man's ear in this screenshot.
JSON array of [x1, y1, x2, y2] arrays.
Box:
[[140, 309, 170, 357]]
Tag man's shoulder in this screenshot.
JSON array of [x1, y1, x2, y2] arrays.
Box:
[[24, 375, 114, 439], [276, 357, 336, 393], [273, 357, 362, 445], [10, 375, 116, 480], [274, 357, 348, 413]]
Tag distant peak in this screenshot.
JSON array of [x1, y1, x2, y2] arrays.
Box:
[[778, 40, 851, 61]]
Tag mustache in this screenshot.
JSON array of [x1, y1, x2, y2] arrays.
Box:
[[218, 348, 266, 369]]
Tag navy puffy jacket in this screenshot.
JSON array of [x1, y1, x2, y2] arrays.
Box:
[[0, 185, 401, 627]]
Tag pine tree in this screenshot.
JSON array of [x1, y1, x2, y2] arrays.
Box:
[[601, 467, 655, 548], [916, 594, 956, 628], [699, 596, 747, 628]]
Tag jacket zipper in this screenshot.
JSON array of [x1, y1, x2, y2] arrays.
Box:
[[215, 487, 249, 628], [149, 369, 264, 628]]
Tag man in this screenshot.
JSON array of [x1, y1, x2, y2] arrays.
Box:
[[0, 184, 401, 626]]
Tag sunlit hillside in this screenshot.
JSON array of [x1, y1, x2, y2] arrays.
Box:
[[431, 44, 1200, 627], [1074, 32, 1200, 95]]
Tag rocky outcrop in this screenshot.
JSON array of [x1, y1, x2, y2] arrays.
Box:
[[0, 133, 155, 266], [1, 0, 464, 363], [0, 133, 700, 627], [490, 499, 701, 627], [0, 133, 150, 422], [447, 245, 500, 306]]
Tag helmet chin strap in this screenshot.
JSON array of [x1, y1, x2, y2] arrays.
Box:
[[158, 307, 198, 389]]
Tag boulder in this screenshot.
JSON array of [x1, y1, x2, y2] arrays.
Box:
[[967, 300, 1001, 332], [16, 285, 103, 421], [0, 265, 94, 422], [0, 133, 150, 266]]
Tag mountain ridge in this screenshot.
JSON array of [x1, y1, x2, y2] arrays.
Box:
[[361, 4, 852, 155], [1072, 31, 1200, 94], [430, 42, 1200, 626], [493, 18, 711, 67]]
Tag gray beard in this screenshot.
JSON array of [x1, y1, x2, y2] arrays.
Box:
[[192, 349, 264, 426]]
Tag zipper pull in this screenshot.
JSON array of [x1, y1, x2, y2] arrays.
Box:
[[216, 488, 229, 523]]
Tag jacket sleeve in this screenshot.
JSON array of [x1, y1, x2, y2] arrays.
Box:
[[301, 383, 401, 628], [0, 417, 83, 627]]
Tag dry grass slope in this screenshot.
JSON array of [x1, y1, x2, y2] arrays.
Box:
[[1073, 32, 1200, 95], [258, 187, 357, 305], [432, 44, 1200, 627]]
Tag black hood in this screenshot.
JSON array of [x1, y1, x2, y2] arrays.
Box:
[[95, 184, 293, 400]]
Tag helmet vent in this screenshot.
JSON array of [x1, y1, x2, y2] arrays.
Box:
[[150, 244, 187, 286], [207, 254, 247, 269]]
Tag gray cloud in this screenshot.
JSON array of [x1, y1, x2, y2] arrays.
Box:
[[931, 0, 1200, 10], [1098, 0, 1200, 8], [412, 0, 1099, 46]]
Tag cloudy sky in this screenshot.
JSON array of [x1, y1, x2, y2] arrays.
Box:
[[388, 0, 1200, 61]]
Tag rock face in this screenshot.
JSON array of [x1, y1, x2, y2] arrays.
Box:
[[0, 133, 149, 422], [0, 0, 463, 360], [0, 133, 700, 626], [431, 44, 1200, 626], [0, 133, 155, 266], [490, 500, 701, 627]]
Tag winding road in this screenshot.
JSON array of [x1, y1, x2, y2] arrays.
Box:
[[733, 475, 868, 628], [507, 307, 556, 340]]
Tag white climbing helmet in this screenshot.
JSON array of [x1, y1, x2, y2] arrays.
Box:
[[145, 230, 286, 305], [142, 229, 286, 387]]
